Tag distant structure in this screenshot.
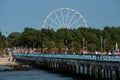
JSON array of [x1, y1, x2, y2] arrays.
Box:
[[116, 42, 118, 49], [43, 8, 88, 30]]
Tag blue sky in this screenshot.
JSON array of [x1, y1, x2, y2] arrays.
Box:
[[0, 0, 120, 36]]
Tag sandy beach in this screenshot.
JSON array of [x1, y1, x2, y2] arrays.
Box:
[[0, 57, 17, 66]]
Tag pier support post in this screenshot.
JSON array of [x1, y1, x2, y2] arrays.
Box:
[[89, 65, 92, 76], [95, 67, 99, 79], [105, 68, 109, 79], [112, 70, 117, 80], [69, 65, 72, 74], [92, 66, 95, 78], [108, 69, 111, 79], [84, 65, 88, 75], [87, 65, 90, 76], [72, 64, 76, 74], [116, 69, 119, 80], [75, 64, 79, 74], [79, 65, 83, 74], [118, 66, 120, 79]]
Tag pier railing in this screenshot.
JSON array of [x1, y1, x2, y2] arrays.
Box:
[[12, 53, 120, 62]]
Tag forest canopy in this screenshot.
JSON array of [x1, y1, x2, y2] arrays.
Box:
[[0, 26, 120, 52]]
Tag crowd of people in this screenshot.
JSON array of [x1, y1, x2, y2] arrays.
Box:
[[8, 47, 75, 54], [7, 46, 120, 56]]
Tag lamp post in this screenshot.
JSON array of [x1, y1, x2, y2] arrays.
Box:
[[82, 37, 85, 54], [101, 36, 103, 52], [5, 32, 8, 48], [5, 32, 8, 56], [64, 28, 68, 53], [104, 39, 106, 52], [85, 41, 87, 51], [41, 29, 44, 53], [65, 39, 68, 53], [82, 38, 85, 48]]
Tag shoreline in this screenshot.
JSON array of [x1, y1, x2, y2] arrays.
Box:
[[0, 57, 33, 72], [0, 57, 16, 71], [0, 65, 13, 71], [0, 57, 17, 66]]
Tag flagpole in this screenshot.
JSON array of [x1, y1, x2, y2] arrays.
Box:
[[6, 32, 8, 48], [101, 36, 103, 52]]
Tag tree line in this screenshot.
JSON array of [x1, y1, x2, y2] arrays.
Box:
[[0, 26, 120, 53]]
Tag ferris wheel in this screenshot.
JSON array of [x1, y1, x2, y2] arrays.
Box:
[[43, 8, 87, 30]]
